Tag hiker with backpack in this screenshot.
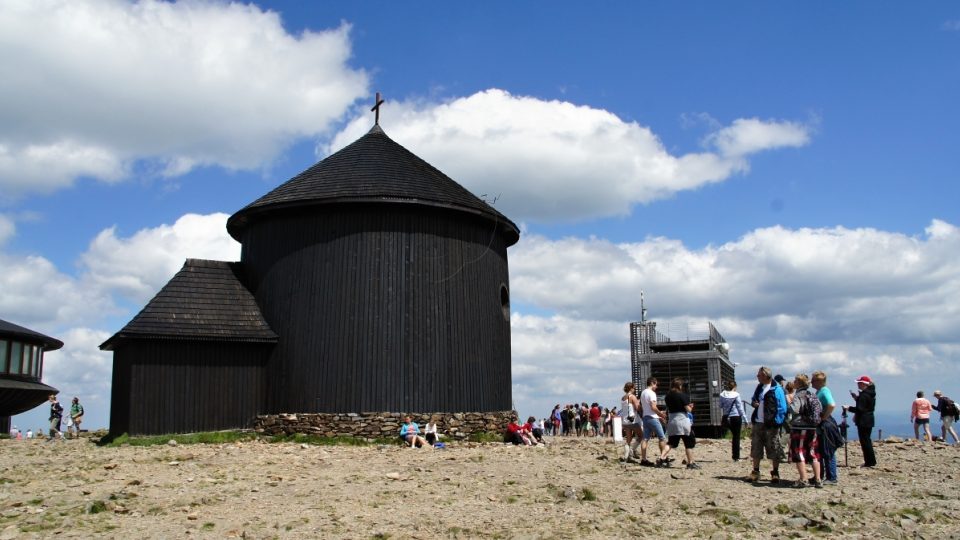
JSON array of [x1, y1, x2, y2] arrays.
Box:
[[931, 390, 960, 444], [747, 366, 788, 484], [788, 374, 823, 488]]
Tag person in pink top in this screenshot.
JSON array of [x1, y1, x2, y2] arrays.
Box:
[[911, 391, 933, 442]]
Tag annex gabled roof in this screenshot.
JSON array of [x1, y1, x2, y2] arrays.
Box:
[[226, 125, 519, 245], [0, 318, 63, 351], [99, 259, 278, 351]]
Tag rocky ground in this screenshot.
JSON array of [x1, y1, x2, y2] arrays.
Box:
[[1, 433, 958, 539]]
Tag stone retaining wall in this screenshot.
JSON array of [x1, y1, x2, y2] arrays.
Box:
[[253, 411, 516, 440]]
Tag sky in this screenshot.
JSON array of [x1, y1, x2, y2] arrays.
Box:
[[4, 1, 960, 433]]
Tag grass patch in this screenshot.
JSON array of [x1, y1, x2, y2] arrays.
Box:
[[201, 523, 215, 531], [581, 488, 597, 502], [99, 431, 258, 447], [507, 496, 518, 503], [88, 501, 108, 514], [466, 431, 504, 443], [773, 503, 790, 515]]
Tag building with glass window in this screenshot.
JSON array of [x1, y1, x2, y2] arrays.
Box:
[[0, 318, 62, 434]]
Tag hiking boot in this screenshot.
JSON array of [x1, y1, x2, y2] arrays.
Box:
[[822, 479, 838, 486], [747, 470, 760, 483], [813, 480, 823, 489], [639, 459, 655, 467], [686, 462, 702, 470], [655, 458, 670, 468], [770, 470, 781, 485], [792, 480, 809, 489]]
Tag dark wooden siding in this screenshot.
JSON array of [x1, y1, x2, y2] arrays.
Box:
[[109, 340, 270, 435], [240, 205, 513, 414]]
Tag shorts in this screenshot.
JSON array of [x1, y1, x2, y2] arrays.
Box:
[[642, 416, 665, 440], [750, 423, 786, 461], [944, 416, 956, 429], [788, 429, 820, 463], [914, 418, 929, 425], [668, 434, 696, 448]]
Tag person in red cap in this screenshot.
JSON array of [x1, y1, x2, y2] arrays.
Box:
[[844, 376, 877, 467]]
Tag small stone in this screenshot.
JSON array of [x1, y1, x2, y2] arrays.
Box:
[[187, 513, 198, 521], [103, 463, 118, 470], [385, 472, 401, 480], [782, 517, 809, 527], [167, 439, 178, 446], [168, 461, 180, 466]]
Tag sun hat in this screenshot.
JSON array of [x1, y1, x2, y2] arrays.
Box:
[[855, 375, 872, 384]]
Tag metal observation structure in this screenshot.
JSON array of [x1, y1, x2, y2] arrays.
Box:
[[629, 295, 736, 438]]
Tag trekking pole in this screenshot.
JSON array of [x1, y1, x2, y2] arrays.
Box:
[[840, 408, 849, 468]]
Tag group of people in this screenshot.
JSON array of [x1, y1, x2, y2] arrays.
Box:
[[547, 403, 618, 438], [910, 389, 960, 443], [399, 415, 443, 449], [719, 368, 876, 488], [47, 394, 84, 441], [619, 377, 702, 469], [6, 394, 84, 441]]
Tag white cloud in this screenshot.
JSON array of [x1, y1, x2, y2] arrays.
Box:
[[81, 213, 239, 303], [0, 0, 368, 198], [704, 117, 810, 157], [512, 221, 960, 335], [0, 252, 116, 329], [943, 20, 960, 31], [325, 89, 812, 223]]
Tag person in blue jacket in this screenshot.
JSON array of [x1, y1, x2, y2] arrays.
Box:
[[747, 367, 788, 484]]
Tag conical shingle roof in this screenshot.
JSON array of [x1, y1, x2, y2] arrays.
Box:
[[226, 125, 519, 245]]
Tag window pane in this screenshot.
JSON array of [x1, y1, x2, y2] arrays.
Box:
[[0, 340, 7, 373], [10, 342, 22, 375], [34, 347, 41, 376], [20, 344, 32, 375]]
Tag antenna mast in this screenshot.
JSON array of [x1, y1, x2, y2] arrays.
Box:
[[641, 290, 647, 323]]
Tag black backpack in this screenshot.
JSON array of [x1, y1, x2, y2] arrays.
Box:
[[942, 396, 960, 417]]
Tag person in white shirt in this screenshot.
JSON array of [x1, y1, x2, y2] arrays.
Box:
[[423, 416, 440, 446], [640, 377, 668, 467]]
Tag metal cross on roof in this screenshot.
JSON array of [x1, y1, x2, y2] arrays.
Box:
[[371, 92, 385, 125]]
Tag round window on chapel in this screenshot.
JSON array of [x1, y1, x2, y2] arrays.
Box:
[[500, 284, 510, 321]]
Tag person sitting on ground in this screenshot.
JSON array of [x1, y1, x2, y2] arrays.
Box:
[[505, 416, 531, 445], [659, 378, 700, 469], [524, 416, 545, 444], [911, 391, 934, 442], [931, 390, 960, 444], [423, 415, 441, 446], [788, 374, 823, 488], [399, 416, 430, 449]]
